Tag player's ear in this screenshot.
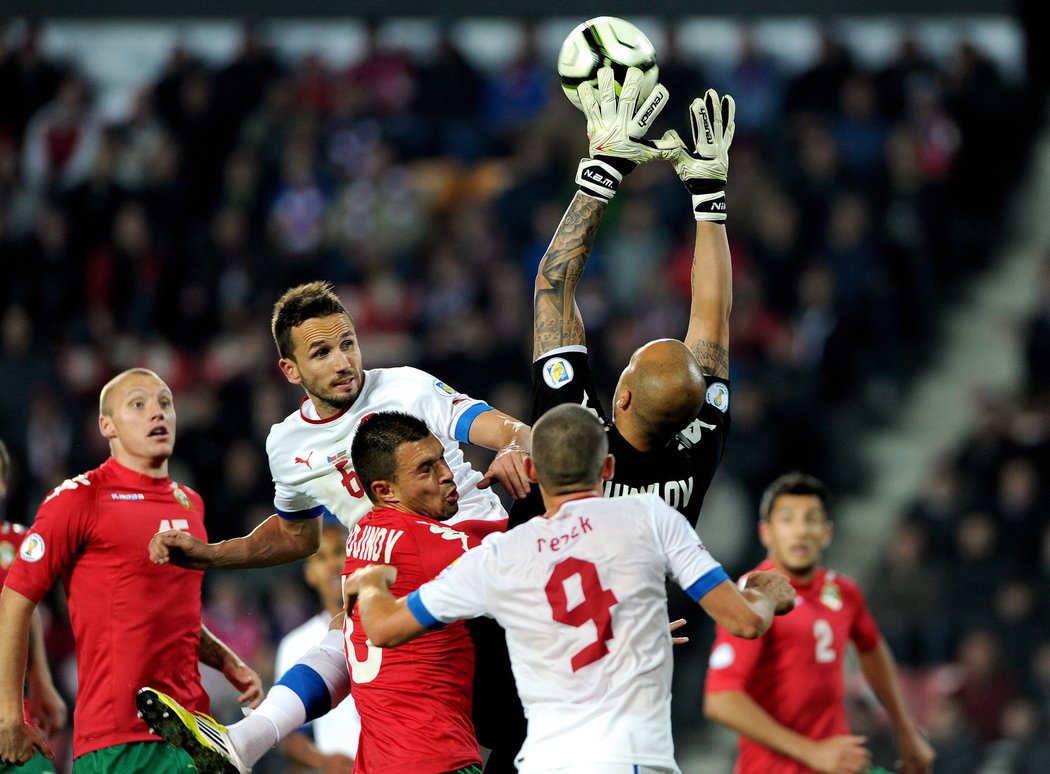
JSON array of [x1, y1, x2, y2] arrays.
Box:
[[523, 456, 539, 484], [98, 413, 117, 440], [758, 520, 771, 548], [278, 357, 302, 385], [615, 386, 632, 412], [821, 521, 833, 549], [601, 454, 615, 481], [370, 479, 395, 506]]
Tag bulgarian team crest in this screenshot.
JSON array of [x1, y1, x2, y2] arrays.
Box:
[[171, 484, 193, 510], [820, 580, 843, 611]]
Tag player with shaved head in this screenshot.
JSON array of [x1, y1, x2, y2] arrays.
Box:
[[509, 66, 737, 529], [0, 369, 262, 772]]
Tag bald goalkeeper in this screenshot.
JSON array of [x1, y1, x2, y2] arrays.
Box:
[[509, 67, 736, 529]]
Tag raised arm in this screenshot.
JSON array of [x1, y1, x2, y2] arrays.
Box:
[[534, 65, 675, 361], [662, 89, 736, 379], [684, 222, 732, 378], [856, 640, 934, 774], [149, 513, 321, 569], [198, 625, 263, 707], [533, 193, 606, 360]]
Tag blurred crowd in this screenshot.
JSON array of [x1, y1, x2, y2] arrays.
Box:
[[0, 16, 1045, 772]]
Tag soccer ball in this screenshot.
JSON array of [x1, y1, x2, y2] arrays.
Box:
[[557, 16, 659, 111]]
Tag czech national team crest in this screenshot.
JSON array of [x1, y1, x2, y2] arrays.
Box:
[[542, 357, 574, 390]]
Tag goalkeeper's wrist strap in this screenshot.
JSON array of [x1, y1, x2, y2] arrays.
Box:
[[576, 158, 622, 201], [691, 190, 727, 222]]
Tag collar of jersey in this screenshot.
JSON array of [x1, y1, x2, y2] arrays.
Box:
[[298, 373, 367, 424]]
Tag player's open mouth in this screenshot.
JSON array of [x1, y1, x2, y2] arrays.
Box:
[[149, 427, 170, 439], [446, 489, 460, 504]]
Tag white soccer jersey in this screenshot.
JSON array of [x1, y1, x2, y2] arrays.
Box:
[[266, 367, 506, 533], [276, 613, 361, 758], [411, 494, 730, 773]]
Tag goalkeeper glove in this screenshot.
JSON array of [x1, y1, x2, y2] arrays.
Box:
[[575, 66, 672, 202], [659, 88, 736, 222]]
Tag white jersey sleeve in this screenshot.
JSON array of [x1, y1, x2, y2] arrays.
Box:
[[647, 499, 729, 602], [405, 368, 493, 444], [408, 540, 494, 629]]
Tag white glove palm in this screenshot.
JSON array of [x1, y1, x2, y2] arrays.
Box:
[[575, 66, 673, 201], [659, 89, 736, 221]]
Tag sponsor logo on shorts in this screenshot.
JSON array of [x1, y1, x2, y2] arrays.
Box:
[[542, 357, 575, 390], [706, 382, 729, 413], [20, 533, 46, 563], [434, 380, 456, 396]]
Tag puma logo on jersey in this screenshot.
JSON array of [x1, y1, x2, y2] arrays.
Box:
[[604, 477, 695, 509], [294, 452, 314, 469], [348, 525, 404, 563]]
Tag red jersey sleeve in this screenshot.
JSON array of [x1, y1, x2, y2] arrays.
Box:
[[704, 623, 766, 694], [5, 476, 96, 603], [844, 577, 881, 652]]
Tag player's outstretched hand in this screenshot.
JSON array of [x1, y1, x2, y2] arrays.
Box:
[[148, 529, 214, 569], [575, 65, 675, 201], [223, 660, 263, 709], [342, 564, 398, 612], [896, 726, 935, 774], [479, 447, 531, 499], [656, 88, 735, 222], [28, 680, 67, 736], [802, 734, 871, 774], [744, 570, 796, 615], [0, 719, 54, 766]]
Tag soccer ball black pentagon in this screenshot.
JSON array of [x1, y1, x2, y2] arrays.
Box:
[[557, 16, 659, 111]]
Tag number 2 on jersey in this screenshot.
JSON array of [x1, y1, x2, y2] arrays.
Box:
[[544, 557, 618, 672], [813, 618, 836, 663]]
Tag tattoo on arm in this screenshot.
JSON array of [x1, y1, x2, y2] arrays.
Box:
[[197, 627, 229, 671], [691, 339, 730, 380], [533, 195, 604, 358]]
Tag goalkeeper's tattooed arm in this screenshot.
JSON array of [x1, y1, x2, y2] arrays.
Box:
[[533, 194, 605, 359]]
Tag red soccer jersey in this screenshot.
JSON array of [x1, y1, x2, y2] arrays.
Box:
[[704, 561, 882, 774], [343, 506, 480, 774], [4, 458, 210, 759]]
